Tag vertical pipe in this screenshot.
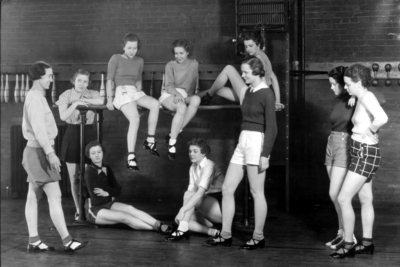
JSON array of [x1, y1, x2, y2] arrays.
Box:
[[20, 74, 25, 103], [1, 74, 4, 103], [14, 74, 20, 103], [51, 73, 57, 104], [285, 31, 290, 212], [77, 110, 88, 222]]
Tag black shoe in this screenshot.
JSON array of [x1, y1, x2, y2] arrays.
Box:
[[239, 238, 265, 250], [329, 244, 356, 259], [167, 145, 176, 161], [158, 222, 174, 235], [355, 243, 374, 255], [27, 242, 55, 253], [164, 230, 190, 242], [126, 152, 139, 172], [200, 93, 213, 105], [204, 236, 232, 247], [143, 140, 160, 158], [164, 133, 171, 144], [64, 239, 89, 253]]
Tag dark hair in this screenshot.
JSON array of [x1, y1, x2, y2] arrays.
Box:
[[85, 140, 105, 158], [344, 64, 373, 87], [328, 66, 347, 87], [188, 138, 211, 155], [242, 56, 265, 77], [70, 69, 91, 86], [29, 61, 52, 81], [171, 39, 193, 55], [242, 31, 264, 50], [122, 33, 141, 49]]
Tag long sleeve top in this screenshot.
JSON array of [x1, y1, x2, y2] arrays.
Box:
[[241, 82, 277, 158], [330, 93, 356, 133], [107, 54, 143, 87], [22, 90, 58, 155], [187, 157, 224, 194], [84, 164, 122, 207], [351, 91, 388, 145], [254, 51, 273, 86], [164, 59, 198, 96]]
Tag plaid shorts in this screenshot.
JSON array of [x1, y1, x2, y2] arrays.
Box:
[[348, 139, 381, 181]]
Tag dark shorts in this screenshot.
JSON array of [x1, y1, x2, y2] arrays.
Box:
[[60, 124, 96, 164], [86, 201, 115, 224], [325, 131, 351, 168], [348, 139, 381, 182], [22, 146, 61, 188], [207, 192, 222, 210]]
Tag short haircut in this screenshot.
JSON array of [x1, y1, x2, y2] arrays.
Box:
[[122, 33, 141, 49], [242, 31, 264, 50], [187, 138, 211, 155], [85, 140, 105, 158], [328, 66, 347, 87], [28, 61, 52, 81], [344, 64, 373, 88], [171, 39, 193, 55], [70, 69, 91, 86], [242, 56, 265, 77]]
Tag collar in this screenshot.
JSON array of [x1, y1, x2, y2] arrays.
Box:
[[249, 81, 268, 93], [195, 156, 208, 170], [89, 163, 104, 170]]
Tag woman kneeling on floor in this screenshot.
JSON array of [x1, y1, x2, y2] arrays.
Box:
[[84, 140, 173, 234]]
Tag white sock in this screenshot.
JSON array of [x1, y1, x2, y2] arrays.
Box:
[[30, 240, 48, 249], [127, 154, 135, 160], [147, 137, 155, 143], [65, 240, 81, 249], [176, 221, 189, 233], [168, 139, 177, 153]]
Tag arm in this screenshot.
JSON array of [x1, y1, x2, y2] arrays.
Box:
[[164, 63, 179, 96], [81, 91, 104, 105], [261, 90, 278, 159], [101, 167, 122, 198], [270, 71, 284, 111], [348, 95, 356, 107], [180, 187, 207, 213], [362, 92, 388, 136], [106, 56, 117, 110], [136, 59, 143, 92]]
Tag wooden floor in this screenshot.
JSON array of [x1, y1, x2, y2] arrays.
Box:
[[1, 199, 399, 267]]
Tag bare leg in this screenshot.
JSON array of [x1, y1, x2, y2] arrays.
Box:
[[120, 101, 140, 152], [161, 97, 186, 139], [110, 202, 158, 230], [338, 171, 368, 242], [247, 165, 267, 235], [221, 163, 245, 234], [326, 165, 347, 231], [66, 163, 79, 213], [358, 180, 374, 239], [182, 95, 200, 129], [42, 182, 70, 240], [136, 95, 159, 136], [95, 209, 153, 230], [188, 212, 213, 234], [25, 183, 44, 238]]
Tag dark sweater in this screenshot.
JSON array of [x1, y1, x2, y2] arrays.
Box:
[[84, 164, 121, 207], [241, 87, 277, 157], [330, 93, 355, 133]]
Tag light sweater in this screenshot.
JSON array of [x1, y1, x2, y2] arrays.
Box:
[[107, 54, 143, 87], [164, 59, 198, 96]]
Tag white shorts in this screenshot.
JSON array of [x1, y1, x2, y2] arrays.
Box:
[[159, 88, 188, 105], [113, 85, 146, 110], [230, 130, 264, 166]]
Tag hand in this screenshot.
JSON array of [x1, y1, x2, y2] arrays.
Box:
[[93, 188, 109, 197], [258, 156, 270, 173], [173, 93, 184, 104], [106, 99, 114, 110], [47, 152, 61, 172], [348, 97, 356, 107], [362, 128, 379, 143], [275, 102, 285, 111], [73, 100, 89, 108], [175, 209, 185, 224]]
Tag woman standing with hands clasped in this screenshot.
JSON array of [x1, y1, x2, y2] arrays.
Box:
[[106, 33, 160, 172], [205, 56, 277, 250], [329, 64, 388, 259], [22, 61, 89, 253], [56, 69, 103, 221]]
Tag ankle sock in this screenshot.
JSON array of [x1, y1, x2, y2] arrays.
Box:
[[177, 221, 189, 232], [220, 231, 231, 239], [169, 139, 177, 152], [208, 228, 218, 237], [62, 235, 73, 246], [147, 136, 155, 143], [344, 241, 355, 250], [127, 153, 136, 160], [252, 231, 264, 241], [362, 237, 373, 246], [29, 236, 40, 244]]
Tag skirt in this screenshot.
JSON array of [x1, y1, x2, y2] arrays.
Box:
[[60, 124, 97, 164], [22, 146, 61, 188]]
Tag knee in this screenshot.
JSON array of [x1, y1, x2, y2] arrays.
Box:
[[149, 99, 160, 111], [329, 191, 339, 203], [189, 96, 201, 108], [359, 193, 373, 206], [222, 184, 235, 198], [127, 115, 140, 126], [175, 103, 187, 115], [27, 192, 41, 203], [223, 65, 235, 73], [337, 193, 348, 206], [249, 188, 264, 200], [47, 192, 62, 204]]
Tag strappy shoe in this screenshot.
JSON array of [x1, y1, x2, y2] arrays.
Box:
[[164, 230, 190, 242], [329, 242, 356, 259], [126, 152, 139, 172], [167, 145, 176, 161], [204, 235, 232, 247], [64, 239, 89, 253], [27, 242, 55, 253], [143, 140, 160, 158], [158, 222, 174, 235], [355, 243, 374, 255], [239, 238, 265, 250], [200, 93, 213, 105], [74, 211, 80, 221], [326, 233, 343, 247]]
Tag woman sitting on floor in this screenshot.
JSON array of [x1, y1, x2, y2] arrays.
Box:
[[84, 140, 173, 234]]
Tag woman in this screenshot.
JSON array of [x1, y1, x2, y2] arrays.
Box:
[[324, 66, 357, 250], [164, 138, 224, 241], [159, 39, 201, 160], [205, 57, 277, 250], [106, 33, 160, 172], [56, 69, 103, 220], [22, 61, 88, 253], [84, 140, 173, 233], [199, 31, 284, 111], [329, 64, 388, 259]]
